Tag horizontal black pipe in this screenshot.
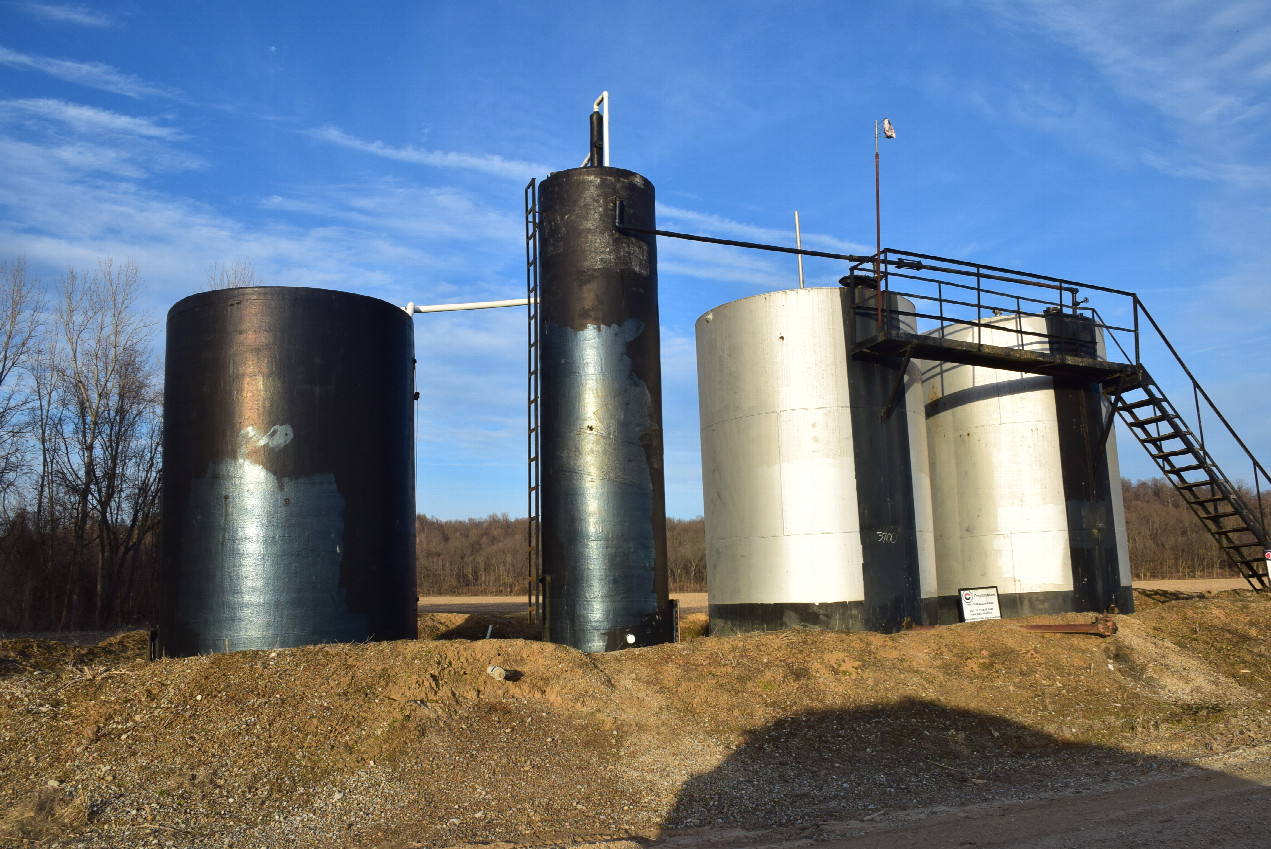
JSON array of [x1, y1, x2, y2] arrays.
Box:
[[615, 205, 870, 264]]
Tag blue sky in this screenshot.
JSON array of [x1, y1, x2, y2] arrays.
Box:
[[1, 0, 1268, 519]]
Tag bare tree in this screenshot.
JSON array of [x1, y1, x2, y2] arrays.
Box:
[[204, 258, 262, 290], [0, 258, 43, 513], [47, 259, 160, 628]]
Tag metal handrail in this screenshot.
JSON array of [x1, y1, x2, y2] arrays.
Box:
[[870, 249, 1268, 539], [609, 210, 1269, 538]]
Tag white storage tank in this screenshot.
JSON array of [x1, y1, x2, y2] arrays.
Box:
[[922, 311, 1133, 622], [696, 285, 938, 634]]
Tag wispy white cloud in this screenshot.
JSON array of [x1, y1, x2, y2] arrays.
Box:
[[0, 99, 199, 181], [15, 2, 114, 28], [0, 45, 174, 98], [0, 98, 180, 139], [985, 0, 1271, 129], [969, 0, 1271, 188], [1138, 149, 1271, 189], [310, 126, 549, 182]]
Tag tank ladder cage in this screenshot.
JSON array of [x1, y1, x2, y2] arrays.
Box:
[[525, 177, 544, 625], [611, 211, 1271, 589]]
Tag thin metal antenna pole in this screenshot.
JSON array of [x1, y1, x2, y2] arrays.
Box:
[[874, 120, 882, 328], [795, 211, 805, 288]]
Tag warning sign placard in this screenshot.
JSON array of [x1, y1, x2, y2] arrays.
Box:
[[959, 586, 1002, 622]]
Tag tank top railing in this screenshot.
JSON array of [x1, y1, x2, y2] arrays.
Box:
[[859, 248, 1269, 589], [607, 213, 1269, 588]]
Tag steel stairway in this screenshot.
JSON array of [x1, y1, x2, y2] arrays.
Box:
[[592, 216, 1271, 592], [1105, 370, 1271, 590], [843, 249, 1271, 592]]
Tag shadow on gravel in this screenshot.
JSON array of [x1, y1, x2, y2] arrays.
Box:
[[659, 699, 1265, 843]]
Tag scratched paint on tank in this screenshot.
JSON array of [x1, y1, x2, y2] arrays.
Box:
[[543, 318, 660, 653], [176, 426, 364, 653]]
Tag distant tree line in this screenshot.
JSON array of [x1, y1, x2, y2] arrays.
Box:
[[416, 514, 708, 596], [0, 248, 1263, 631], [1121, 478, 1268, 580], [0, 257, 162, 632], [416, 482, 1270, 595]]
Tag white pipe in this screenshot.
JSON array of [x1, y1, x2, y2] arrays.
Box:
[[404, 297, 534, 314], [794, 210, 805, 289]]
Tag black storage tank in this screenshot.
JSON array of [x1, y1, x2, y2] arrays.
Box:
[[160, 287, 416, 656], [539, 166, 674, 651]]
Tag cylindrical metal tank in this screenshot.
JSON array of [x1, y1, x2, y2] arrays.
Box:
[[160, 287, 417, 656], [922, 312, 1133, 622], [696, 285, 938, 635], [538, 166, 673, 652]]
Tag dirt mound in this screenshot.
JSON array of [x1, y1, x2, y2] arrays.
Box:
[[2, 590, 1270, 848]]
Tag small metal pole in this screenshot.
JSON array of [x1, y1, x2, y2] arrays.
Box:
[[874, 121, 881, 283], [1194, 383, 1205, 452], [1255, 461, 1265, 534], [1133, 298, 1141, 365], [795, 211, 805, 289], [874, 121, 883, 331], [976, 267, 983, 347]]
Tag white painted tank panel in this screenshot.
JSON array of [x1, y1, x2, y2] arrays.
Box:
[[697, 286, 935, 609], [922, 314, 1130, 599], [698, 288, 863, 605]]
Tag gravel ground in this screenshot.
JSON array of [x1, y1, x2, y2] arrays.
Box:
[[2, 587, 1270, 848]]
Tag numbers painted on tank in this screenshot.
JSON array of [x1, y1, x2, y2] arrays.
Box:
[[875, 530, 897, 544]]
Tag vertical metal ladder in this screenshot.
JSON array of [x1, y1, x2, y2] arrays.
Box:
[[524, 179, 543, 622], [1107, 369, 1271, 589]]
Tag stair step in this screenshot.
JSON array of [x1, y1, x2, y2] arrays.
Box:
[[1221, 540, 1261, 550], [1120, 398, 1160, 412], [1175, 480, 1216, 490], [1186, 495, 1229, 506], [1164, 463, 1206, 475], [1140, 432, 1185, 445], [1197, 510, 1240, 521], [1128, 414, 1176, 427], [1153, 448, 1196, 459]]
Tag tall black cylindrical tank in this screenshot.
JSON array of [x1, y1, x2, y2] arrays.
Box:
[[538, 166, 673, 652], [160, 287, 417, 656]]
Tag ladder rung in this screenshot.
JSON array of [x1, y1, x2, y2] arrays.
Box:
[[1197, 511, 1240, 521], [1186, 495, 1228, 505], [1127, 414, 1175, 427], [1140, 432, 1183, 444], [1164, 463, 1206, 474], [1152, 448, 1194, 459], [1175, 480, 1216, 490], [1120, 398, 1160, 412]]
